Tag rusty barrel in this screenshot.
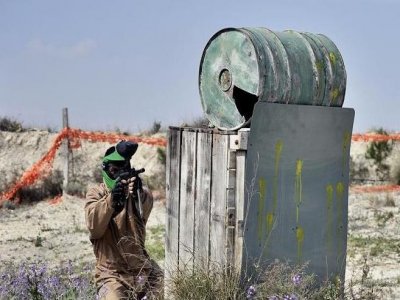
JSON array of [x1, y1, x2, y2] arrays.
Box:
[[199, 27, 347, 130]]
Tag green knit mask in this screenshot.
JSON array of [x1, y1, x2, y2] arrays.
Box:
[[102, 147, 126, 190], [102, 169, 117, 190]]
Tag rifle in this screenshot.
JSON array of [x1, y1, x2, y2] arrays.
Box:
[[117, 167, 145, 219]]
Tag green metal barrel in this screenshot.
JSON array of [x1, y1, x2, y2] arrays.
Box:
[[199, 27, 347, 130]]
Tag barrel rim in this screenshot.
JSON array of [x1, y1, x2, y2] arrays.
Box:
[[198, 27, 255, 131]]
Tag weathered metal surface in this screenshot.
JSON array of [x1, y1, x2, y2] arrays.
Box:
[[242, 102, 354, 283], [199, 27, 347, 130]]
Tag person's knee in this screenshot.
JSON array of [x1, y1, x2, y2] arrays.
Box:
[[97, 280, 129, 300]]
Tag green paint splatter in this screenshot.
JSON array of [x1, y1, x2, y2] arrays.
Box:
[[258, 178, 266, 241], [296, 226, 304, 263], [295, 159, 303, 223]]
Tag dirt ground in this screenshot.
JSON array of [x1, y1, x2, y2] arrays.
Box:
[[0, 130, 399, 298], [0, 194, 165, 267]]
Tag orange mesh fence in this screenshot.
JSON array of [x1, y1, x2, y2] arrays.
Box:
[[350, 184, 400, 193], [0, 128, 167, 205], [352, 133, 400, 142], [0, 130, 399, 206], [67, 128, 167, 147]]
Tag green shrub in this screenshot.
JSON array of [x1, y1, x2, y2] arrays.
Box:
[[182, 115, 210, 128], [64, 180, 87, 197], [390, 161, 400, 185], [146, 225, 165, 262], [365, 128, 393, 180], [0, 116, 24, 132], [349, 156, 370, 184], [166, 260, 346, 300], [18, 170, 63, 203], [150, 121, 162, 134], [157, 147, 166, 166]]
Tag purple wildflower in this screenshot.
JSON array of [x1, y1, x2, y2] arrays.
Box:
[[246, 285, 257, 299], [137, 275, 146, 285], [141, 296, 148, 300], [283, 294, 298, 300], [292, 274, 302, 286]]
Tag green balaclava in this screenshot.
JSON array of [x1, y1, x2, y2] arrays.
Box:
[[101, 140, 138, 189], [102, 150, 125, 190]]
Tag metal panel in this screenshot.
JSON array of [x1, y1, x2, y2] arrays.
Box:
[[242, 102, 354, 283]]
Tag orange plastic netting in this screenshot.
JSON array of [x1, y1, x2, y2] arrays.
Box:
[[350, 184, 400, 193], [0, 128, 167, 204], [0, 130, 399, 206], [352, 133, 400, 142]]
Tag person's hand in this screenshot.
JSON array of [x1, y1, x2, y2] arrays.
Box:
[[111, 179, 125, 213], [126, 177, 136, 195]]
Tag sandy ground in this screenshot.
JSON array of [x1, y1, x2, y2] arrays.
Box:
[[0, 191, 399, 298], [0, 130, 399, 298], [0, 194, 165, 268]]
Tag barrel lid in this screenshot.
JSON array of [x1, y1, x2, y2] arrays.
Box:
[[199, 28, 260, 130]]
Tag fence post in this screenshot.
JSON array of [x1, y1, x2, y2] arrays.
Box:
[[62, 108, 71, 192]]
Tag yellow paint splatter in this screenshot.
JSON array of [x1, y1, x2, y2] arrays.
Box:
[[336, 182, 344, 255], [342, 131, 351, 176], [336, 181, 344, 221], [326, 184, 334, 252], [326, 184, 334, 210], [336, 182, 344, 200], [266, 212, 274, 235], [296, 226, 304, 262], [273, 140, 283, 212], [329, 52, 336, 65], [295, 159, 303, 223], [316, 61, 324, 71], [258, 178, 266, 241], [331, 88, 339, 104]]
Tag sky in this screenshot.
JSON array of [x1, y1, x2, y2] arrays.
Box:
[[0, 0, 399, 133]]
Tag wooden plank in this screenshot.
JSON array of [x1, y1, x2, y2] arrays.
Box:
[[165, 128, 181, 277], [210, 133, 228, 266], [226, 205, 236, 267], [235, 150, 247, 272], [194, 131, 212, 267], [179, 130, 197, 269], [62, 107, 71, 190]]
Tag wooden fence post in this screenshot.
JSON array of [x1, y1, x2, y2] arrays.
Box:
[[62, 108, 71, 191]]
